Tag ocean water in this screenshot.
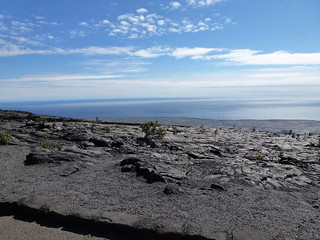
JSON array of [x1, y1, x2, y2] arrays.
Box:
[[1, 98, 320, 120]]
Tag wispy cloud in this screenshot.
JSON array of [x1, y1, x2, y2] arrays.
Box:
[[187, 0, 223, 8], [83, 59, 151, 74], [0, 42, 134, 57], [0, 73, 125, 88], [1, 42, 320, 66], [197, 49, 320, 65], [162, 0, 223, 10], [171, 47, 223, 59], [133, 46, 171, 58], [1, 66, 319, 101], [0, 14, 60, 49]]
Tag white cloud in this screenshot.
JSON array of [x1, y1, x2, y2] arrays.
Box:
[[136, 8, 149, 14], [70, 30, 86, 38], [2, 66, 319, 101], [57, 46, 135, 56], [171, 47, 221, 59], [2, 41, 319, 67], [203, 49, 320, 65], [187, 0, 223, 8], [0, 42, 134, 57], [79, 22, 88, 26], [170, 2, 182, 9], [84, 59, 151, 74], [0, 42, 52, 56], [98, 6, 229, 39], [102, 19, 111, 25], [133, 46, 171, 58], [10, 36, 43, 46]]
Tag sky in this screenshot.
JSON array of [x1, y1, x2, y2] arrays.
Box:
[[0, 0, 320, 102]]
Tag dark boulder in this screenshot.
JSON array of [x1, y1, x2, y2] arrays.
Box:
[[25, 151, 78, 165], [90, 137, 111, 147], [111, 139, 124, 148]]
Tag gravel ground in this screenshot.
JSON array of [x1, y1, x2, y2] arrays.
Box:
[[0, 216, 108, 240], [1, 111, 319, 240]]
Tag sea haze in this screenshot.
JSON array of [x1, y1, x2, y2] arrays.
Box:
[[1, 98, 320, 120]]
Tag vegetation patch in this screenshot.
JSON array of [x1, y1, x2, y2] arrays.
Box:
[[140, 121, 166, 140], [40, 141, 57, 150], [0, 130, 10, 145]]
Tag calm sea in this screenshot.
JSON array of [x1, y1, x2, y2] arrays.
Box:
[[1, 98, 320, 120]]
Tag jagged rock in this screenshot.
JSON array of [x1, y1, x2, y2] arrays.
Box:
[[25, 151, 78, 165], [81, 141, 95, 148], [210, 183, 225, 191], [136, 166, 166, 183], [90, 137, 111, 147], [209, 146, 223, 157], [120, 157, 186, 183], [187, 151, 204, 159], [25, 153, 53, 165], [111, 139, 124, 148], [60, 165, 79, 176], [120, 157, 141, 166], [155, 164, 187, 182], [136, 137, 149, 146], [120, 157, 165, 183], [120, 146, 136, 154], [121, 165, 135, 172], [63, 131, 92, 142], [163, 184, 183, 195]]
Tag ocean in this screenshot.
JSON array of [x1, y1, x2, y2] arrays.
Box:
[[1, 98, 320, 120]]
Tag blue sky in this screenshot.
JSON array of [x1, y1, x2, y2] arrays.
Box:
[[0, 0, 320, 101]]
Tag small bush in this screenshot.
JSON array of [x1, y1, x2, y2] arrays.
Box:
[[256, 155, 265, 160], [91, 124, 97, 133], [278, 150, 285, 158], [40, 141, 57, 150], [140, 121, 166, 140], [40, 142, 52, 149], [103, 125, 111, 133], [43, 133, 51, 139], [35, 117, 45, 123], [0, 130, 10, 145]]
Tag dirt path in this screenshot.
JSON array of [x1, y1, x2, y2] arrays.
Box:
[[0, 216, 108, 240]]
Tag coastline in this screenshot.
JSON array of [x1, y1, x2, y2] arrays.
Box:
[[96, 117, 320, 134]]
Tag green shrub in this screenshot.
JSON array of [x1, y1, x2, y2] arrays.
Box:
[[0, 130, 10, 145], [43, 133, 51, 139], [256, 155, 265, 160], [91, 124, 97, 133], [140, 121, 166, 140], [41, 142, 52, 149], [102, 125, 111, 133], [278, 150, 285, 158], [40, 141, 57, 150]]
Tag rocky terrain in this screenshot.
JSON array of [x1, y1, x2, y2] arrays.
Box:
[[0, 110, 319, 240]]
